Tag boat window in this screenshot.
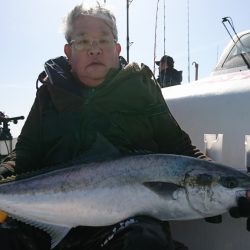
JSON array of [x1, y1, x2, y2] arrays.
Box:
[[222, 33, 250, 69]]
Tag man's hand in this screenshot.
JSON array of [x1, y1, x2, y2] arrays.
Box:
[[204, 195, 250, 229], [229, 197, 250, 218], [0, 162, 15, 180], [229, 196, 250, 231]]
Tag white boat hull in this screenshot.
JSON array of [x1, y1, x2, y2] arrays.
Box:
[[164, 71, 250, 249]]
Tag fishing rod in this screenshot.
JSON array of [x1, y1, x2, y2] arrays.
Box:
[[103, 0, 133, 63], [153, 0, 160, 75], [126, 0, 134, 63], [187, 0, 190, 82], [163, 0, 166, 55]]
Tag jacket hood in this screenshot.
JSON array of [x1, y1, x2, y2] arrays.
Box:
[[44, 56, 83, 96], [36, 56, 161, 113]]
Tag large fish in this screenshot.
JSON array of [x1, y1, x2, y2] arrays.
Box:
[[0, 137, 250, 248]]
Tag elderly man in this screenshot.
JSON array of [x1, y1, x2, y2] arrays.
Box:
[[0, 3, 249, 250]]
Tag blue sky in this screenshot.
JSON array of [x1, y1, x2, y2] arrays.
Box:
[[0, 0, 249, 137]]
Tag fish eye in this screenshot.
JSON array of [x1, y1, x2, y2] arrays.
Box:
[[220, 177, 238, 188]]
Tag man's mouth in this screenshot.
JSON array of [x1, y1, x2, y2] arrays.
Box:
[[88, 62, 103, 67]]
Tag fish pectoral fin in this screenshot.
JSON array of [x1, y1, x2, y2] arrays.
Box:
[[8, 213, 71, 249], [143, 181, 182, 199]]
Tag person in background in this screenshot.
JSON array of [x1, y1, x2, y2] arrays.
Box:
[[155, 55, 182, 88], [0, 2, 249, 250]]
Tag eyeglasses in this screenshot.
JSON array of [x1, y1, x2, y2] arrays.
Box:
[[70, 36, 117, 51]]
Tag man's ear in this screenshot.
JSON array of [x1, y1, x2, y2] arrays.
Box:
[[115, 43, 121, 55], [64, 44, 72, 62]]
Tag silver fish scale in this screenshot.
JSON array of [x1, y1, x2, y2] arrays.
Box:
[[0, 154, 184, 194]]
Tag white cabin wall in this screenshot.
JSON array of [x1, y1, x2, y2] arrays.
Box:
[[162, 76, 250, 170]]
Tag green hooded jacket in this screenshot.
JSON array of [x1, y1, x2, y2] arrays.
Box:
[[3, 57, 207, 174]]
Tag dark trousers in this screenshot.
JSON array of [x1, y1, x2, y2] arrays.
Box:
[[0, 216, 187, 250]]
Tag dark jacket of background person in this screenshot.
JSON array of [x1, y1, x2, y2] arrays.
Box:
[[156, 55, 182, 88]]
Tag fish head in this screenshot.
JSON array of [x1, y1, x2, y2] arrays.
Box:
[[183, 160, 250, 217]]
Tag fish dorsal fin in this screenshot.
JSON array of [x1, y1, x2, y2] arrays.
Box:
[[143, 182, 182, 199], [8, 213, 70, 249], [2, 133, 122, 183], [81, 133, 152, 161], [0, 132, 148, 184], [79, 132, 122, 162]]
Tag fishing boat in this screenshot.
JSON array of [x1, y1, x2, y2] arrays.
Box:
[[0, 11, 250, 249], [164, 28, 250, 250]]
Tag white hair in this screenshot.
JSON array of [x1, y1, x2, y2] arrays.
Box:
[[63, 2, 118, 43]]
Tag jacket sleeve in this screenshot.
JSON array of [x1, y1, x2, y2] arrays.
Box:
[[145, 77, 209, 160], [150, 109, 209, 160], [0, 89, 44, 174]]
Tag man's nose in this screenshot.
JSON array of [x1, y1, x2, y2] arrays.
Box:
[[88, 41, 102, 56]]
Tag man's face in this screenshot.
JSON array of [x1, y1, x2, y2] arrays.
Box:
[[64, 15, 121, 87], [159, 61, 168, 72]]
